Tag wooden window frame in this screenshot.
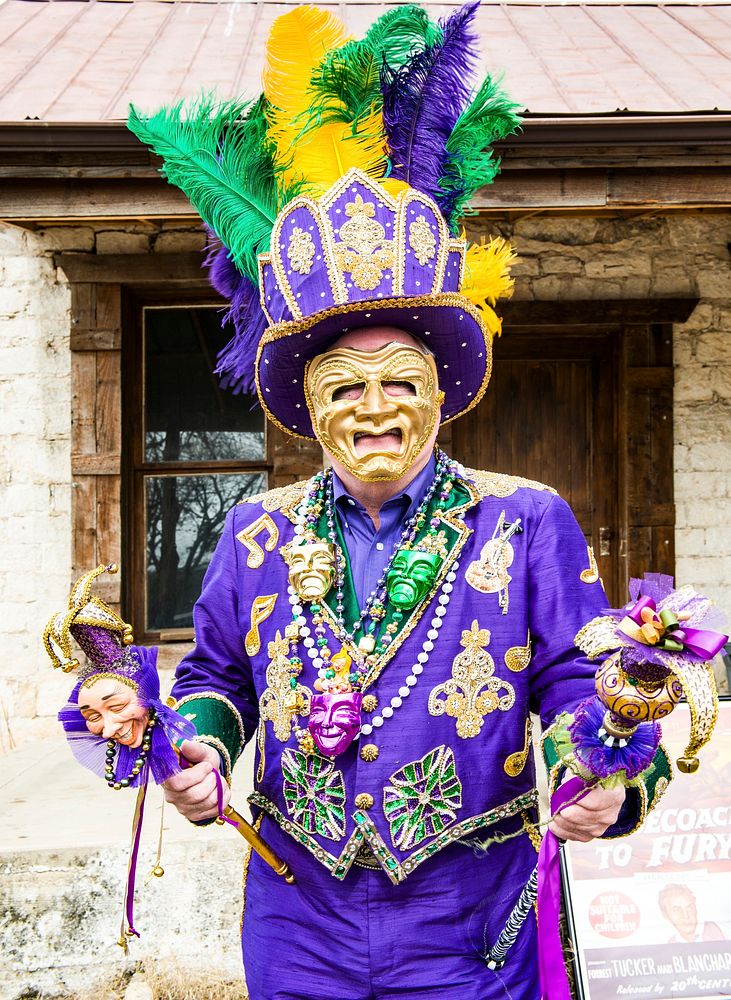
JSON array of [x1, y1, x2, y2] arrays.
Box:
[[122, 286, 272, 643]]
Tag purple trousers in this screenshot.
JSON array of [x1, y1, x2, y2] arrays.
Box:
[[241, 816, 540, 1000]]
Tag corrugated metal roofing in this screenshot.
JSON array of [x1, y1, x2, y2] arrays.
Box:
[[0, 1, 729, 121]]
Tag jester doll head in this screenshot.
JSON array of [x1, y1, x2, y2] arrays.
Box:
[[127, 1, 520, 481], [44, 565, 195, 787]]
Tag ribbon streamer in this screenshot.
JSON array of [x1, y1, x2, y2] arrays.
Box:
[[537, 776, 590, 1000], [118, 764, 149, 952]]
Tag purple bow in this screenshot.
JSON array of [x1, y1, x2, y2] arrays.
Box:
[[620, 596, 727, 660]]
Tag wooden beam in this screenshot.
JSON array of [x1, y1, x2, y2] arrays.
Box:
[[503, 299, 698, 326], [57, 251, 203, 283]]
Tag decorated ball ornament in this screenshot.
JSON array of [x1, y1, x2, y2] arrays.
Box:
[[575, 573, 727, 773], [595, 652, 683, 730]]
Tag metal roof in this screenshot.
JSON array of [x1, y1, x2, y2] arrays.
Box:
[[0, 1, 729, 122]]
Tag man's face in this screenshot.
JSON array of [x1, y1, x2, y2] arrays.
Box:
[[661, 890, 698, 940], [305, 335, 441, 482], [78, 677, 149, 748]]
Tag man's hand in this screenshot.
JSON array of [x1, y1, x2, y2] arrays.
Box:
[[163, 739, 231, 822], [549, 781, 625, 842]]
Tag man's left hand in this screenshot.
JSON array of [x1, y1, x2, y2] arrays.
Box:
[[549, 782, 625, 842]]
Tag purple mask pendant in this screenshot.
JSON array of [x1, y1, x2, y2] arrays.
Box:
[[308, 692, 363, 756]]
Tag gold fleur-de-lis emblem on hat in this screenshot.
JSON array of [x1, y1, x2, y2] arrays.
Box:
[[333, 194, 395, 291], [428, 620, 515, 739]]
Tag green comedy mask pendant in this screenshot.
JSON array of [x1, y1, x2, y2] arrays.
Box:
[[386, 549, 442, 610]]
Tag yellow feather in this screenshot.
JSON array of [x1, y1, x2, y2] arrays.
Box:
[[462, 238, 517, 319], [263, 6, 385, 193]]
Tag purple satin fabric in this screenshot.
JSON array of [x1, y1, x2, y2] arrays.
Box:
[[537, 776, 590, 1000]]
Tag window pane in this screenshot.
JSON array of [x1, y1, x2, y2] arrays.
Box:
[[144, 306, 265, 463], [145, 472, 266, 631]]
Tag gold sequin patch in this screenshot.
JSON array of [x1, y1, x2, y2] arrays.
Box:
[[245, 594, 278, 656], [504, 717, 533, 777], [580, 545, 600, 584], [287, 226, 315, 274], [504, 633, 531, 673], [409, 215, 436, 266], [236, 512, 279, 569], [428, 621, 516, 739], [333, 194, 395, 291]]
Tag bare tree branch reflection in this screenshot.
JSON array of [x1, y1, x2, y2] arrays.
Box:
[[145, 430, 265, 630]]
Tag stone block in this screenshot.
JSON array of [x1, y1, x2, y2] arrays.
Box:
[[0, 287, 31, 318], [695, 331, 731, 366], [154, 231, 206, 253], [95, 231, 151, 255], [36, 227, 96, 253], [674, 370, 715, 404], [666, 213, 731, 250], [540, 254, 583, 276], [512, 216, 599, 246], [3, 255, 56, 285], [674, 526, 707, 558], [651, 272, 697, 297], [694, 267, 731, 300]]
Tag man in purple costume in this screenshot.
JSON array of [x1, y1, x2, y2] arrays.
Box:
[[125, 7, 669, 995], [162, 172, 661, 999]]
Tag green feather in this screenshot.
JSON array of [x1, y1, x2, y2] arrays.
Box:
[[128, 95, 292, 283], [306, 5, 441, 134], [441, 74, 522, 232]]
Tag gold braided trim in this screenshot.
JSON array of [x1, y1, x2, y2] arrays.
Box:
[[521, 810, 542, 853], [78, 672, 139, 694], [254, 293, 494, 441], [240, 480, 308, 521], [463, 468, 557, 499], [670, 660, 719, 767]]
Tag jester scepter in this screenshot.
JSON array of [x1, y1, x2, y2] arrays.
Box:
[[485, 573, 727, 998], [44, 564, 294, 947]]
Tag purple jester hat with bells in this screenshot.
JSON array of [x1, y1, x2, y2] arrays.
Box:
[[533, 574, 728, 1000], [44, 563, 197, 947]]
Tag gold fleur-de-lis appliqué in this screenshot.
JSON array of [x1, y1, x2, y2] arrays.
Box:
[[428, 620, 516, 738], [333, 194, 395, 291]]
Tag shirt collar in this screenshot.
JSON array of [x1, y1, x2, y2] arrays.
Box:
[[332, 453, 438, 519]]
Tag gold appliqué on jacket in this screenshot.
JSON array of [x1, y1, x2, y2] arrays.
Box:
[[245, 594, 278, 656], [236, 512, 279, 568], [428, 621, 516, 738]]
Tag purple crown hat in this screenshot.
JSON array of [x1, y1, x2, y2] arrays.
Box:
[[256, 169, 492, 438]]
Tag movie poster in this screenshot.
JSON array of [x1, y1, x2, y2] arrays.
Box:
[[563, 700, 731, 1000]]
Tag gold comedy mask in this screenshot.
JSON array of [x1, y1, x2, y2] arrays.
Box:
[[305, 343, 443, 482]]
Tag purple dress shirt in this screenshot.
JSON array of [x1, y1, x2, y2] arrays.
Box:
[[332, 456, 438, 608]]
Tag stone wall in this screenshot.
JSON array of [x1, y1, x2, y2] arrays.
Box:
[[471, 210, 731, 610], [0, 212, 729, 749], [0, 223, 72, 749]]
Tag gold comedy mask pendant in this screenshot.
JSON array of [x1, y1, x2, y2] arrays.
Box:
[[287, 541, 335, 602]]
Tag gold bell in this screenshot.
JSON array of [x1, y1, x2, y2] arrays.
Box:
[[677, 756, 699, 774], [152, 865, 164, 878]]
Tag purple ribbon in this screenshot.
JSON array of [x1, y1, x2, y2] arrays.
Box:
[[121, 764, 149, 945], [537, 776, 590, 1000]]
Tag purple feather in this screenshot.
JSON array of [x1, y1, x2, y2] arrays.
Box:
[[569, 696, 660, 780], [381, 1, 479, 203], [204, 231, 266, 396]]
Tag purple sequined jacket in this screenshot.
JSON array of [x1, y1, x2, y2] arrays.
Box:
[[171, 470, 637, 883]]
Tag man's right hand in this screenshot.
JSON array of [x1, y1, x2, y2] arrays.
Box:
[[163, 739, 230, 822]]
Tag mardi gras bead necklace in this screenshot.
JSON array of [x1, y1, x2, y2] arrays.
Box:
[[105, 713, 155, 789], [283, 453, 466, 755]]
